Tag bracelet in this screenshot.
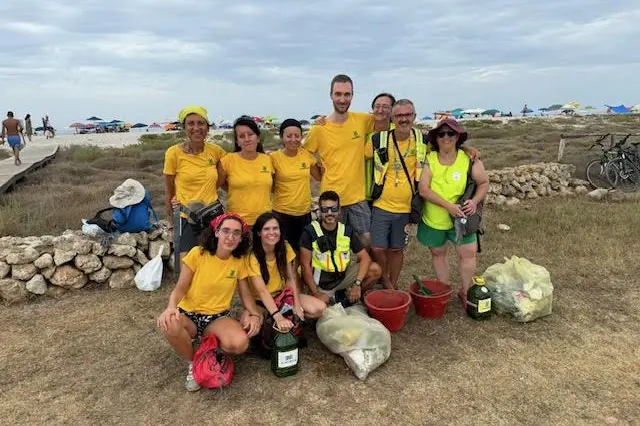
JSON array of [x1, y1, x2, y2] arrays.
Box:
[[268, 310, 280, 319]]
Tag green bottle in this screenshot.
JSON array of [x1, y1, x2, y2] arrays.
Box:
[[466, 276, 492, 320], [413, 274, 432, 296], [271, 329, 299, 377]]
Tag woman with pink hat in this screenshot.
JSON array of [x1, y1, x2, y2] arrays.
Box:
[[417, 119, 489, 307]]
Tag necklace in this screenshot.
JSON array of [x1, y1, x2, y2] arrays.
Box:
[[392, 133, 413, 187]]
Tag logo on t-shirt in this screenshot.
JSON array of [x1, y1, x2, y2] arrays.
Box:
[[300, 162, 309, 169], [226, 269, 236, 279], [452, 171, 462, 181], [352, 130, 361, 140], [208, 158, 216, 166], [260, 165, 270, 173]]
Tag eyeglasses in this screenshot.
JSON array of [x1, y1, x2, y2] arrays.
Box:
[[437, 130, 458, 138], [373, 105, 392, 111], [219, 227, 243, 238], [320, 205, 340, 213], [394, 113, 415, 120]]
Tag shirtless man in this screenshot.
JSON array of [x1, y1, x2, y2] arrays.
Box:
[[2, 111, 25, 165]]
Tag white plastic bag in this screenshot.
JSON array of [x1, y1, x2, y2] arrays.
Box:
[[483, 255, 554, 322], [316, 304, 391, 380], [135, 248, 163, 291], [81, 219, 106, 238]]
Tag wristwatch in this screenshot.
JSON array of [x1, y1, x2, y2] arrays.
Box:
[[354, 279, 362, 287]]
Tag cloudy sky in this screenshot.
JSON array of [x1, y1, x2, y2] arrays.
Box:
[[1, 0, 639, 127]]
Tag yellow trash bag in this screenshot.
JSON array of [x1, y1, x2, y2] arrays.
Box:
[[483, 255, 554, 322]]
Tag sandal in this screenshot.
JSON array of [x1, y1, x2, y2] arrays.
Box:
[[458, 290, 467, 309]]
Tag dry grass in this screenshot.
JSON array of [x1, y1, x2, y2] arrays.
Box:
[[1, 197, 639, 425], [0, 148, 10, 160], [1, 115, 640, 425]]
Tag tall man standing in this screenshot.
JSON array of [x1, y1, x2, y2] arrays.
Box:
[[2, 111, 24, 166], [303, 74, 374, 246]]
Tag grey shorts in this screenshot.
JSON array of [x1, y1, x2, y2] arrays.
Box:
[[316, 261, 359, 297], [370, 207, 410, 249], [340, 201, 371, 236]]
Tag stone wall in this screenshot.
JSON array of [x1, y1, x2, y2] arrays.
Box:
[[0, 222, 172, 305], [485, 163, 589, 206]]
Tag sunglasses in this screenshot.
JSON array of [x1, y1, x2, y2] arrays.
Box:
[[320, 205, 340, 213], [437, 130, 458, 138]]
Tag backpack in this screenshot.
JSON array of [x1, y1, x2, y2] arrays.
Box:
[[192, 334, 235, 388], [87, 190, 158, 234], [455, 160, 485, 252]]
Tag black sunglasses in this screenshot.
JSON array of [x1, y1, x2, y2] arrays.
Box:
[[437, 130, 458, 138], [319, 205, 339, 213]]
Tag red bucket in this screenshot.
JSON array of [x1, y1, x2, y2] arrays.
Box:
[[364, 289, 411, 332], [408, 280, 453, 319]]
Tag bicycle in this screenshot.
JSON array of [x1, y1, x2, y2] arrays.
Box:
[[606, 135, 640, 192], [585, 135, 615, 189]]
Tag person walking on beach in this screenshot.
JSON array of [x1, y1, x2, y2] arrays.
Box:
[[303, 74, 374, 247], [2, 111, 24, 166], [24, 114, 33, 142]]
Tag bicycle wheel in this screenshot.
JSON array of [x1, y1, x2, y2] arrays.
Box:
[[605, 159, 640, 192], [585, 160, 611, 189]]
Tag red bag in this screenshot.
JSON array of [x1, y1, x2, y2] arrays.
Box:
[[192, 334, 234, 388]]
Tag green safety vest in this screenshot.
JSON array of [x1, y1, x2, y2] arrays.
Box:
[[370, 128, 429, 197], [310, 221, 351, 273]]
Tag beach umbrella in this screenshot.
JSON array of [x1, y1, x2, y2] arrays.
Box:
[[538, 108, 549, 112], [299, 119, 310, 126], [310, 114, 321, 119], [86, 116, 102, 121], [631, 105, 640, 112], [148, 122, 162, 128], [68, 122, 85, 128], [584, 106, 596, 110], [420, 115, 432, 120], [481, 109, 501, 115], [264, 115, 278, 123], [131, 123, 147, 128], [547, 104, 563, 111]]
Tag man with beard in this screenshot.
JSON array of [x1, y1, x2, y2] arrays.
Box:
[[303, 74, 374, 246]]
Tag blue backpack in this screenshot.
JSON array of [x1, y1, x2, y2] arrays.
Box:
[[88, 190, 158, 234]]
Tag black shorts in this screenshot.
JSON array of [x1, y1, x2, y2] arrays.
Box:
[[179, 308, 230, 338], [273, 211, 311, 252], [178, 219, 204, 254]]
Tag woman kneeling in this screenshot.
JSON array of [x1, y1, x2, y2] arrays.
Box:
[[157, 214, 261, 391], [245, 213, 327, 346]]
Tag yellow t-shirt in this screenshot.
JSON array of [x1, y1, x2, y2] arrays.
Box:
[[220, 153, 273, 226], [303, 112, 374, 206], [373, 134, 418, 214], [178, 247, 248, 315], [163, 143, 227, 210], [270, 149, 317, 216], [246, 242, 296, 299]]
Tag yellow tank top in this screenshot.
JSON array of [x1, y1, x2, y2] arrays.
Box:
[[422, 150, 470, 230]]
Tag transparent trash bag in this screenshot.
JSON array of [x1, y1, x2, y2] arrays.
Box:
[[316, 304, 391, 380], [134, 248, 163, 291], [483, 255, 554, 322]]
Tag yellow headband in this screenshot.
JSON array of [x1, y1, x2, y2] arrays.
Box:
[[178, 105, 209, 124]]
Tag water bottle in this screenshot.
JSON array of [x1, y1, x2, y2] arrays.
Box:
[[466, 276, 492, 320], [271, 315, 300, 377]]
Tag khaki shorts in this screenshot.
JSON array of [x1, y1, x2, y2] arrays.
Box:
[[316, 261, 359, 297]]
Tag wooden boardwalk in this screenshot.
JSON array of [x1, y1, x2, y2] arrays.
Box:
[[0, 143, 59, 194]]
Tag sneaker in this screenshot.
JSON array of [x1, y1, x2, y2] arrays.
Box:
[[185, 362, 201, 392]]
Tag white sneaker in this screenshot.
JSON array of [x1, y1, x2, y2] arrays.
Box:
[[185, 362, 201, 392]]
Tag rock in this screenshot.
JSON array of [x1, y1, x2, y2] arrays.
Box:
[[148, 240, 170, 259], [0, 248, 9, 262], [136, 249, 149, 265], [536, 185, 547, 196], [505, 197, 520, 206], [102, 256, 134, 270], [488, 183, 502, 194], [502, 184, 516, 196], [493, 195, 507, 205], [74, 254, 102, 274], [148, 227, 163, 240], [26, 274, 47, 295], [0, 278, 30, 304], [108, 268, 135, 289], [526, 191, 539, 199], [510, 180, 522, 191], [574, 185, 589, 195], [50, 265, 88, 289], [41, 266, 56, 280], [108, 244, 137, 258], [497, 224, 511, 231], [92, 242, 108, 256], [5, 246, 40, 265], [34, 253, 54, 269], [559, 186, 573, 196], [45, 285, 67, 298], [53, 249, 76, 266], [134, 232, 149, 251], [587, 188, 608, 201], [608, 190, 628, 203], [0, 261, 10, 279], [89, 267, 112, 283], [114, 233, 137, 247], [133, 264, 142, 274], [11, 263, 38, 281]]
